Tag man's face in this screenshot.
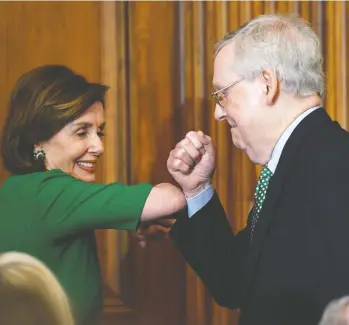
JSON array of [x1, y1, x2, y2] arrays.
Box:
[[212, 43, 272, 164]]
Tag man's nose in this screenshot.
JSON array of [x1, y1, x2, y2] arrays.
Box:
[[214, 103, 227, 121]]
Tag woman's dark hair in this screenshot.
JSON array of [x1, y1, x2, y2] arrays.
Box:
[[1, 65, 109, 175]]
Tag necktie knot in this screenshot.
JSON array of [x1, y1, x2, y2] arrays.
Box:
[[254, 166, 273, 199], [260, 165, 273, 179]]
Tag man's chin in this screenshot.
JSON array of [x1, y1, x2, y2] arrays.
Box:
[[232, 137, 245, 151]]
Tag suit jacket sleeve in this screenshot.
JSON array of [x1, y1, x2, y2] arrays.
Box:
[[170, 192, 248, 308]]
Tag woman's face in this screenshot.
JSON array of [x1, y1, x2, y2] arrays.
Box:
[[37, 101, 105, 182]]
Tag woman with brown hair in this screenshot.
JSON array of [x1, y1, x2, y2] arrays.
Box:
[[0, 65, 186, 325]]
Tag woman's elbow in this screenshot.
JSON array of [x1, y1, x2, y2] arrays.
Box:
[[141, 183, 186, 221], [155, 183, 186, 211]]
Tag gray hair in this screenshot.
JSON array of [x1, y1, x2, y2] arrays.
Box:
[[319, 296, 349, 325], [215, 14, 324, 97]]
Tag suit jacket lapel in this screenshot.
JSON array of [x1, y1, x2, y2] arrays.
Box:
[[241, 107, 332, 304]]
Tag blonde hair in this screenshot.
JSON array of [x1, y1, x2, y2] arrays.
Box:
[[215, 14, 324, 97], [0, 252, 74, 325]]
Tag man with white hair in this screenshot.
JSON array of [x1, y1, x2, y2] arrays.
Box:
[[319, 296, 349, 325], [319, 297, 349, 325], [167, 14, 349, 325]]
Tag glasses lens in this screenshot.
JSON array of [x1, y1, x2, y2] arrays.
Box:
[[217, 93, 225, 107]]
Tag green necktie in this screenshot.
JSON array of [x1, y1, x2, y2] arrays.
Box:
[[250, 165, 273, 242]]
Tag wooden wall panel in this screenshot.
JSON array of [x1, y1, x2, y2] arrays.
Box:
[[99, 2, 136, 322], [324, 1, 347, 128], [0, 2, 101, 184], [179, 2, 210, 325], [126, 2, 186, 325]]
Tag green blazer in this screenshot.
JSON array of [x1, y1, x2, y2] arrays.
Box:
[[0, 169, 152, 325]]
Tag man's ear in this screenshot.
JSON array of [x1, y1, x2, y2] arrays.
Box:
[[260, 69, 279, 105]]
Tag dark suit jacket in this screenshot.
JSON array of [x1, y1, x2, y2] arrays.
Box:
[[171, 108, 349, 325]]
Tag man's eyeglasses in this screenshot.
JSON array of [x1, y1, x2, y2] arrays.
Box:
[[211, 77, 245, 108]]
